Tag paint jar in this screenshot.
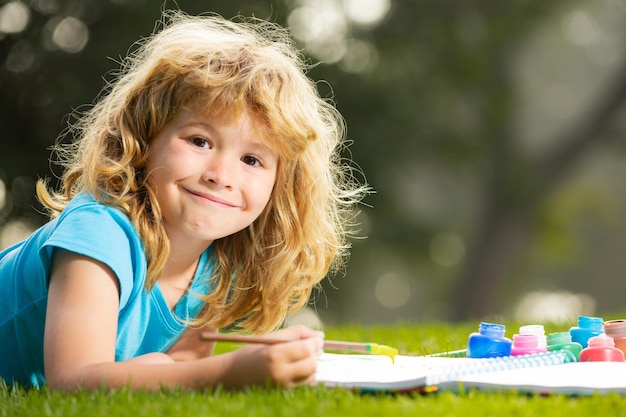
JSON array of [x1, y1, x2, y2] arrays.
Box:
[[467, 322, 512, 358], [603, 320, 626, 355], [519, 324, 547, 348], [510, 334, 548, 356], [546, 332, 582, 362], [570, 316, 604, 348], [579, 335, 625, 362]]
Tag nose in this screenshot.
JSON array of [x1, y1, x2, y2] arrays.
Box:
[[203, 153, 235, 189]]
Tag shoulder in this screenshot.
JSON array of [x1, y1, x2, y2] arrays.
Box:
[[45, 194, 147, 306], [61, 193, 134, 226], [55, 194, 138, 244]]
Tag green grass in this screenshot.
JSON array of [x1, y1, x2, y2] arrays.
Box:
[[4, 321, 626, 417]]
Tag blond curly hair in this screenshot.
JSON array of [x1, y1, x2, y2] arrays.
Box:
[[37, 10, 368, 334]]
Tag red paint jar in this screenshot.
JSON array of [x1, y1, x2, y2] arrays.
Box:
[[579, 335, 624, 362]]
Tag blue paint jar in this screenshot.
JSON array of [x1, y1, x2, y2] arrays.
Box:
[[467, 322, 512, 358], [570, 316, 604, 348]]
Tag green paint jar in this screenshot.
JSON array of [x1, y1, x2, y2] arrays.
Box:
[[547, 331, 582, 362]]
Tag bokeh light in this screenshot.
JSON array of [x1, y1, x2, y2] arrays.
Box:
[[0, 1, 30, 35], [44, 16, 89, 53], [515, 290, 596, 324], [374, 272, 411, 309], [287, 0, 389, 68], [0, 220, 34, 250], [343, 0, 390, 27]]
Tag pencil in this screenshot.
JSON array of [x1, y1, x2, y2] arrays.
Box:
[[423, 349, 467, 358], [199, 332, 399, 361]]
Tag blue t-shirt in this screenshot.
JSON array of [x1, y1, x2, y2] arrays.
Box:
[[0, 194, 212, 388]]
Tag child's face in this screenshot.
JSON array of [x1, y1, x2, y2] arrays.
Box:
[[146, 110, 278, 249]]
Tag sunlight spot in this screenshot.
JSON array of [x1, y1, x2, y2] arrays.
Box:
[[288, 0, 348, 63], [0, 1, 30, 34], [0, 219, 34, 250], [339, 38, 378, 73], [285, 307, 324, 330], [287, 0, 387, 66], [47, 16, 89, 53], [375, 272, 411, 309], [310, 37, 348, 64], [429, 231, 465, 267], [288, 1, 347, 44], [343, 0, 390, 27], [515, 291, 596, 324], [562, 9, 598, 46]]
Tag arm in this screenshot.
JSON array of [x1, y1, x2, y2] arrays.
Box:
[[166, 328, 217, 362], [44, 250, 323, 391]]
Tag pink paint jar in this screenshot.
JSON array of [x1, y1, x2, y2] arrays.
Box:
[[510, 333, 548, 356], [603, 319, 626, 356], [579, 335, 624, 362]]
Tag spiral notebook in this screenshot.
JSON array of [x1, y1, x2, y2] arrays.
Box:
[[315, 351, 626, 395]]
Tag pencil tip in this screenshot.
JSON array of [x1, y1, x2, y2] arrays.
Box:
[[371, 344, 399, 363]]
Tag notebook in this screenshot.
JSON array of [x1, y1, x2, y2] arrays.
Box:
[[315, 351, 626, 395]]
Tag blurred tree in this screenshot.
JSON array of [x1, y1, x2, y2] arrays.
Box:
[[303, 0, 626, 322]]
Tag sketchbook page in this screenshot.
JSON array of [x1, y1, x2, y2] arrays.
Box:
[[315, 353, 430, 391], [440, 362, 626, 395], [314, 353, 519, 391], [315, 352, 572, 392]]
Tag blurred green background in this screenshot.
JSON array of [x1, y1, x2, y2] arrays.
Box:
[[2, 0, 626, 327]]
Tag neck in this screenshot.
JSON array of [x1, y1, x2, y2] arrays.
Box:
[[158, 229, 212, 310], [163, 225, 213, 277]]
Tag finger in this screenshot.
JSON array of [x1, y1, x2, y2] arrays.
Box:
[[287, 348, 320, 386], [271, 346, 319, 388], [269, 337, 323, 362]]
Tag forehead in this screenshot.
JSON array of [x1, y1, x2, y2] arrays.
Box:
[[185, 103, 280, 147]]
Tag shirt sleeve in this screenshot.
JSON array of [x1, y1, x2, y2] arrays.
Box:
[[40, 199, 146, 310]]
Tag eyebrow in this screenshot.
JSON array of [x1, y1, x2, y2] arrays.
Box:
[[182, 120, 213, 131], [184, 120, 277, 155]]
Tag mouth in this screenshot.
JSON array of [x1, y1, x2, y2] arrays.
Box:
[[187, 189, 237, 208]]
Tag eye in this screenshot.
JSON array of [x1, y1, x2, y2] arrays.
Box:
[[190, 136, 210, 149], [241, 155, 261, 167]]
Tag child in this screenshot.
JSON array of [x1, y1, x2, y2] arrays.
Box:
[[0, 10, 368, 391]]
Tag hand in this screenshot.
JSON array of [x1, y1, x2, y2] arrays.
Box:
[[224, 325, 324, 389]]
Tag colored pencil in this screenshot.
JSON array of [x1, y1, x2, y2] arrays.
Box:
[[199, 332, 399, 361]]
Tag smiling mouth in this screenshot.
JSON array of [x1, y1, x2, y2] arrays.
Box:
[[188, 189, 237, 208]]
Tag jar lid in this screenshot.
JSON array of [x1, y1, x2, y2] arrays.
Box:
[[604, 320, 626, 338]]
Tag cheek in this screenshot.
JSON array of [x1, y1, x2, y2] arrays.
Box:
[[253, 177, 277, 211], [145, 166, 163, 189], [264, 174, 278, 204], [145, 163, 176, 196]]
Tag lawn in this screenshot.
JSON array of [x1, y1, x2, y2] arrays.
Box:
[[3, 320, 626, 417]]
